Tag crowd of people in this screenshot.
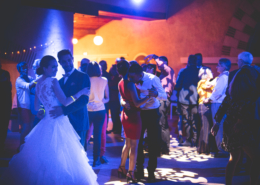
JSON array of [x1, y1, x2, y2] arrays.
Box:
[[0, 50, 260, 184]]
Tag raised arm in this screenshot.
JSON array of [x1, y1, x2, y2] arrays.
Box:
[[128, 81, 150, 107], [52, 78, 88, 106]]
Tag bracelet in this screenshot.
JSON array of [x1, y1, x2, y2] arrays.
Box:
[[34, 82, 37, 84], [71, 96, 76, 102], [39, 108, 45, 114]]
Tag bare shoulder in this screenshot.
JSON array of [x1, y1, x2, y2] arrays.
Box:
[[101, 76, 108, 82], [127, 80, 135, 90]]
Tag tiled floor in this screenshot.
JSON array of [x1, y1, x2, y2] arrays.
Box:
[[0, 115, 254, 184]]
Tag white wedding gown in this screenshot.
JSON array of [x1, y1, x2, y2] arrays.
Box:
[[1, 77, 98, 185]]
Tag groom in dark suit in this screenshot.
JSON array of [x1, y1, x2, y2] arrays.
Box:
[[49, 50, 90, 147]]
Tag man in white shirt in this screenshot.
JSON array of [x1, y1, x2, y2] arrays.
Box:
[[128, 63, 167, 182], [205, 58, 231, 156]]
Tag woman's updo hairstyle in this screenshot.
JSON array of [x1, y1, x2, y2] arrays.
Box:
[[36, 55, 56, 75], [116, 59, 129, 76]]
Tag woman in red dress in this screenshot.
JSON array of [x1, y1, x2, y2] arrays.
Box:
[[116, 59, 151, 183]]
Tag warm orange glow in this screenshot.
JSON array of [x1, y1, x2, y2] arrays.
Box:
[[12, 52, 13, 54], [23, 50, 26, 52], [34, 46, 36, 49], [72, 38, 78, 45], [94, 36, 103, 45], [5, 52, 7, 55], [17, 51, 20, 54]]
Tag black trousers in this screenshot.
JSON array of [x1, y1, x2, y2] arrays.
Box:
[[108, 100, 122, 134], [197, 104, 217, 153], [180, 104, 198, 142], [0, 105, 12, 151], [159, 100, 171, 152], [136, 108, 160, 173]]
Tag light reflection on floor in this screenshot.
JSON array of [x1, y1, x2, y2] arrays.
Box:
[[160, 136, 214, 162], [145, 168, 208, 183], [104, 136, 215, 184], [104, 168, 208, 184]]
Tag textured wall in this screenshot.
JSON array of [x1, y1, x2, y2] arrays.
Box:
[[74, 0, 243, 77]]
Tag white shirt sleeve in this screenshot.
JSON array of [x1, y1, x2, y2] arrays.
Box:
[[209, 75, 228, 102], [153, 76, 167, 101], [16, 77, 30, 90]]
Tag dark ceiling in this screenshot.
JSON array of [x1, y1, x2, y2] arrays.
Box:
[[21, 0, 170, 20]]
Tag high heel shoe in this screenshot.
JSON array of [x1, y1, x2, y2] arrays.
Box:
[[117, 166, 127, 178], [126, 171, 137, 183]]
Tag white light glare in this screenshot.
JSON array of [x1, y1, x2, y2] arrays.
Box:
[[133, 0, 143, 4], [72, 38, 78, 45], [93, 36, 103, 46]]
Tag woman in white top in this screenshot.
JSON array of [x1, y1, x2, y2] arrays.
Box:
[[205, 58, 231, 156], [15, 62, 40, 147], [86, 61, 109, 167]]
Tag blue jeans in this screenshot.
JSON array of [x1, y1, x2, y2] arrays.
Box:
[[88, 110, 106, 160]]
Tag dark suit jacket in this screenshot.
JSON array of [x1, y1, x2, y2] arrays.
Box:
[[215, 65, 259, 122], [175, 65, 200, 105], [230, 65, 259, 101], [59, 69, 90, 131]]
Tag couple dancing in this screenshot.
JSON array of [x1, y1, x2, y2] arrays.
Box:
[[116, 59, 167, 183], [1, 50, 98, 184]]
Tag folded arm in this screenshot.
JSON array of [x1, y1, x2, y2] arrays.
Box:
[[128, 81, 150, 107], [209, 76, 228, 102]]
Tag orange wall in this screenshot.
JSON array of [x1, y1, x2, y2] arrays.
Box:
[[74, 0, 242, 78], [0, 59, 20, 99]]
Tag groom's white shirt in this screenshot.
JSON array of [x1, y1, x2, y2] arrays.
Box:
[[64, 68, 75, 84]]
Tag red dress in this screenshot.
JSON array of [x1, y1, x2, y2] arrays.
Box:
[[118, 79, 142, 140]]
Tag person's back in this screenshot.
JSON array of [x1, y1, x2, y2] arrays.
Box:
[[231, 65, 259, 101], [175, 65, 200, 105], [88, 77, 107, 111], [118, 79, 139, 110], [37, 78, 61, 117]]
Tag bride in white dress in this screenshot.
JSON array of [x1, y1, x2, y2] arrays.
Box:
[[0, 56, 98, 185]]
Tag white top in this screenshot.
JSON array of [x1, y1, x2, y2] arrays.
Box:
[[136, 72, 167, 110], [87, 77, 107, 111], [209, 71, 229, 103], [16, 76, 34, 109]]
